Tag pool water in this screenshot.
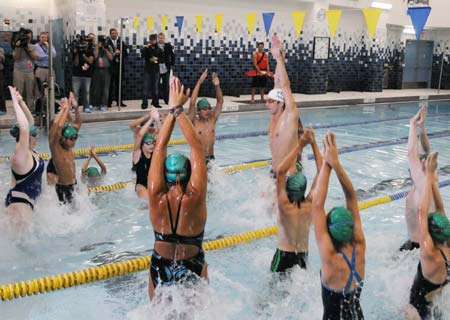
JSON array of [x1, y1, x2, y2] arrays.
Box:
[[0, 101, 450, 319]]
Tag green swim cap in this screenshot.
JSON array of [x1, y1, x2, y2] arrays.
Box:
[[428, 212, 450, 243], [62, 124, 78, 138], [197, 98, 210, 110], [327, 207, 355, 244], [165, 152, 191, 184], [286, 172, 307, 201], [86, 167, 101, 178], [142, 133, 155, 144], [9, 122, 37, 139], [419, 153, 429, 160]]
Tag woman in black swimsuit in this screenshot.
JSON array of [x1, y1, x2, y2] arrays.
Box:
[[147, 77, 207, 300], [313, 132, 366, 320], [406, 152, 450, 320]]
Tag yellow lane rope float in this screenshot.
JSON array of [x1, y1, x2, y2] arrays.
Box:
[[0, 139, 188, 162]]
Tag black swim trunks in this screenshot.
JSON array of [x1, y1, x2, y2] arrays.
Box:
[[270, 248, 308, 272], [150, 250, 205, 287], [55, 183, 76, 204], [399, 240, 420, 251]]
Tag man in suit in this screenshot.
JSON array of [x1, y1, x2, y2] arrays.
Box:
[[141, 34, 163, 109], [157, 32, 175, 105], [107, 28, 128, 108]]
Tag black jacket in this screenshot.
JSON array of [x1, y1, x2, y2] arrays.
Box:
[[158, 42, 175, 70], [142, 45, 163, 73], [107, 37, 128, 69]]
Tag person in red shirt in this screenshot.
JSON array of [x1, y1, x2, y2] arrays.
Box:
[[251, 42, 270, 103]]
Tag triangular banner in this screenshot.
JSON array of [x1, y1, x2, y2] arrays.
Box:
[[245, 13, 257, 35], [132, 17, 139, 31], [146, 16, 154, 33], [326, 9, 342, 37], [362, 8, 382, 38], [291, 11, 306, 38], [176, 16, 184, 36], [161, 15, 168, 31], [262, 13, 275, 37], [407, 7, 431, 40], [195, 16, 203, 34], [215, 14, 224, 34]]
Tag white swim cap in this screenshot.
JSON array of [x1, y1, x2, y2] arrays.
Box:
[[267, 88, 284, 103]]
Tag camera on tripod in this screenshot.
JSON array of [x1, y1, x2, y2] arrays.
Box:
[[12, 28, 32, 49]]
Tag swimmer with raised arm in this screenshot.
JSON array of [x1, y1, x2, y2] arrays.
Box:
[[267, 34, 299, 177], [148, 77, 208, 300], [406, 152, 450, 319], [188, 68, 224, 163], [401, 105, 439, 251], [271, 128, 322, 272], [81, 146, 107, 184], [48, 93, 80, 203], [313, 132, 366, 320], [5, 87, 44, 230]]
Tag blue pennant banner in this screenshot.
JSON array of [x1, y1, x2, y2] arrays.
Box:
[[262, 13, 275, 37], [407, 7, 431, 40], [176, 16, 184, 36]]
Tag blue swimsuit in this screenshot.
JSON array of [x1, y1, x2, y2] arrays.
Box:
[[320, 247, 364, 320], [5, 153, 44, 210]]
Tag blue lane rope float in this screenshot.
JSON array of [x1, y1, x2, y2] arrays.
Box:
[[1, 112, 450, 162], [2, 178, 450, 301]]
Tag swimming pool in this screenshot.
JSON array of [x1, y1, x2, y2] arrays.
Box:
[[0, 101, 449, 319]]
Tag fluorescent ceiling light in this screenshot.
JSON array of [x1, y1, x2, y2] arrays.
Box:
[[403, 27, 416, 34], [371, 1, 393, 10]]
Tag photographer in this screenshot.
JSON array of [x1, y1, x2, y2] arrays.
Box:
[[12, 28, 38, 113], [91, 35, 113, 111], [141, 34, 162, 109], [34, 32, 56, 115], [72, 35, 94, 113], [157, 32, 175, 105]]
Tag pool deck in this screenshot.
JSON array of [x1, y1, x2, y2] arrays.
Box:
[[1, 88, 450, 129]]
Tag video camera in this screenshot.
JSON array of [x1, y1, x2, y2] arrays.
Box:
[[97, 35, 110, 47], [71, 34, 92, 54], [11, 28, 32, 49]]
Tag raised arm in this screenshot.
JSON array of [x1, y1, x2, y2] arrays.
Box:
[[81, 153, 92, 176], [9, 87, 32, 171], [132, 116, 154, 164], [171, 79, 206, 197], [408, 106, 426, 185], [69, 92, 82, 130], [49, 98, 70, 146], [91, 147, 107, 175], [188, 68, 208, 122], [313, 157, 336, 261], [212, 72, 223, 121], [271, 34, 296, 115], [16, 93, 34, 124], [324, 132, 365, 246], [306, 129, 323, 200], [418, 152, 438, 259], [129, 113, 152, 135], [417, 104, 430, 154]]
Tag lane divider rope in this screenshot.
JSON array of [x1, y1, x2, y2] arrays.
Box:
[[2, 179, 450, 301], [1, 112, 449, 162], [86, 130, 450, 193]]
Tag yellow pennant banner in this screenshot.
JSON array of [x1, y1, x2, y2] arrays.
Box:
[[326, 9, 342, 37], [245, 13, 257, 35], [133, 17, 139, 31], [196, 16, 203, 34], [291, 11, 306, 38], [146, 16, 154, 33], [161, 15, 168, 31], [215, 14, 224, 34], [362, 8, 382, 38]]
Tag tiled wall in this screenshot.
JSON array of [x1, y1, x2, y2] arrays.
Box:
[[2, 0, 450, 101]]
